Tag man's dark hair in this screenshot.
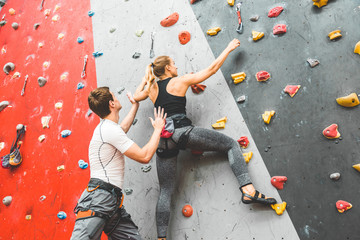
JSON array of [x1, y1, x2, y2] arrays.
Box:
[[88, 87, 114, 118]]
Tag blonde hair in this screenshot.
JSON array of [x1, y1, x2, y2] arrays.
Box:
[[151, 56, 171, 78]]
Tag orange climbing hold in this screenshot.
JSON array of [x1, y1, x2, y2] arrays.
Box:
[[336, 200, 352, 213], [354, 41, 360, 55], [336, 93, 360, 107], [328, 30, 342, 40], [227, 0, 235, 6], [9, 8, 16, 15], [271, 202, 287, 215], [191, 84, 206, 94], [322, 124, 340, 139], [178, 31, 191, 45], [352, 164, 360, 172], [262, 111, 275, 124], [243, 152, 253, 163], [284, 85, 301, 97], [312, 0, 328, 8], [160, 12, 179, 27], [256, 71, 270, 82], [182, 204, 193, 217], [237, 136, 249, 148]]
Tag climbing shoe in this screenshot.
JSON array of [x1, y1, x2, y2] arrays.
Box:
[[240, 188, 277, 205]]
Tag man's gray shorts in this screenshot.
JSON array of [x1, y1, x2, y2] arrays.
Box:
[[70, 187, 141, 240]]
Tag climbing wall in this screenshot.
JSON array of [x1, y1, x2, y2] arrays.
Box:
[[190, 0, 360, 239], [0, 0, 97, 239]]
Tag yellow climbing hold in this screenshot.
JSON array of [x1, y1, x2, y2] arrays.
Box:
[[25, 215, 32, 220], [271, 202, 287, 215], [207, 27, 221, 36], [312, 0, 328, 8], [231, 72, 246, 84], [262, 111, 275, 124], [336, 93, 360, 107], [328, 30, 342, 40], [212, 117, 227, 129], [58, 33, 65, 39], [252, 31, 264, 41], [57, 165, 65, 172], [353, 164, 360, 172], [354, 41, 360, 55], [227, 0, 234, 6], [243, 152, 253, 163], [38, 135, 46, 143]]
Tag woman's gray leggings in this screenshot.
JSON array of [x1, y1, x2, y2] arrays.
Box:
[[156, 126, 252, 237]]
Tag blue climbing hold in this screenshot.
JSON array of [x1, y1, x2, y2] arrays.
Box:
[[61, 130, 71, 138], [92, 51, 103, 58], [77, 82, 85, 90], [77, 37, 84, 44], [57, 211, 67, 219], [88, 10, 95, 17], [78, 159, 88, 169]]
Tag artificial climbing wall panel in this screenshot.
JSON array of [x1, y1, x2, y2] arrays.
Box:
[[191, 0, 360, 239], [0, 0, 97, 239]]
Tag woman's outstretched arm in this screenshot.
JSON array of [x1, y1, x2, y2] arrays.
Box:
[[133, 64, 155, 102]]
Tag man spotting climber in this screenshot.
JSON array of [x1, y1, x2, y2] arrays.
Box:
[[70, 86, 166, 240]]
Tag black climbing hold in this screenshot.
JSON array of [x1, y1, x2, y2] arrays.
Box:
[[3, 62, 15, 75], [34, 23, 40, 30], [38, 77, 47, 87], [0, 101, 10, 112], [132, 52, 141, 59], [132, 119, 138, 125]]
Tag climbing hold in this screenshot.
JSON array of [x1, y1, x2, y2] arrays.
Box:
[[25, 215, 32, 220], [191, 84, 206, 94], [39, 195, 46, 201], [212, 117, 227, 129], [141, 164, 152, 172], [330, 172, 341, 180], [256, 71, 270, 82], [227, 0, 234, 6], [55, 102, 63, 109], [0, 142, 4, 152], [88, 10, 95, 17], [312, 0, 328, 8], [231, 72, 246, 84], [0, 20, 6, 26], [262, 110, 275, 124], [124, 188, 133, 195], [182, 205, 193, 217], [132, 52, 141, 59], [336, 93, 360, 107], [237, 136, 249, 148], [52, 15, 59, 22], [336, 200, 352, 213], [160, 12, 179, 27], [3, 196, 12, 206], [44, 9, 51, 17], [77, 82, 85, 90], [54, 4, 61, 12], [1, 45, 6, 54], [307, 58, 320, 68], [284, 85, 301, 97], [207, 27, 221, 36], [3, 62, 15, 75], [109, 27, 116, 33], [252, 31, 264, 41], [271, 176, 287, 190], [38, 135, 46, 143], [322, 124, 340, 139], [0, 0, 5, 7], [135, 30, 144, 37], [273, 24, 287, 35], [34, 23, 40, 30], [178, 31, 191, 45], [58, 33, 65, 39], [43, 61, 50, 69], [57, 211, 67, 219], [352, 164, 360, 172], [11, 22, 19, 30], [10, 72, 20, 80], [132, 119, 138, 125], [86, 109, 93, 117], [268, 6, 283, 18], [237, 95, 246, 103], [190, 0, 198, 4], [16, 124, 25, 131], [61, 130, 71, 138], [354, 41, 360, 55], [271, 202, 287, 215], [243, 152, 253, 164], [77, 37, 84, 44], [250, 15, 259, 22], [117, 87, 125, 95], [328, 30, 342, 41], [9, 8, 15, 15], [38, 77, 47, 87], [41, 116, 51, 128], [0, 101, 10, 112], [78, 159, 88, 169], [38, 42, 44, 48], [191, 149, 204, 155], [57, 165, 65, 172], [92, 51, 103, 58]]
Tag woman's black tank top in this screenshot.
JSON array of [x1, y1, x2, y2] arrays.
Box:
[[154, 78, 186, 117]]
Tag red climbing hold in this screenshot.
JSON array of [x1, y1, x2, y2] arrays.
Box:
[[271, 176, 287, 190], [160, 12, 179, 27], [322, 124, 340, 139], [268, 6, 284, 18], [179, 31, 191, 45], [190, 0, 198, 4], [273, 24, 287, 35], [182, 204, 193, 217], [336, 200, 352, 213], [284, 85, 301, 97], [191, 84, 206, 94], [191, 149, 204, 155], [256, 71, 271, 82], [237, 136, 249, 148]]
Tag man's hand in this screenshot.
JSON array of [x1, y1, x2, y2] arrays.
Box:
[[226, 38, 241, 52], [149, 107, 166, 131], [126, 92, 138, 105]]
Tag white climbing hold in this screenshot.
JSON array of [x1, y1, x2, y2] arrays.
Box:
[[41, 116, 51, 128], [55, 102, 63, 109], [16, 124, 24, 130], [330, 172, 341, 181], [0, 142, 4, 152], [12, 22, 19, 30], [0, 101, 10, 112], [3, 196, 12, 206], [38, 135, 46, 142]]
